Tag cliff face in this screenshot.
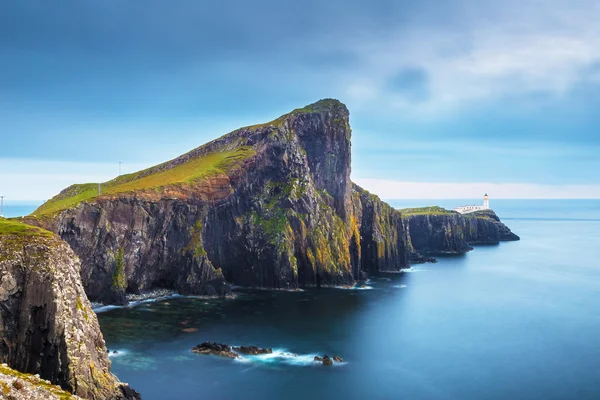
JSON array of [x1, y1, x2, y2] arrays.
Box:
[[29, 100, 410, 304], [404, 209, 520, 256], [0, 219, 139, 399], [352, 184, 409, 274]]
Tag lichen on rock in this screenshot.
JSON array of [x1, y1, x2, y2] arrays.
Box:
[[0, 220, 139, 399]]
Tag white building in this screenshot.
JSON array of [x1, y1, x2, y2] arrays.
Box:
[[454, 194, 490, 214]]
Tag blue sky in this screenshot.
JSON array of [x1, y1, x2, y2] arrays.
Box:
[[1, 0, 600, 200]]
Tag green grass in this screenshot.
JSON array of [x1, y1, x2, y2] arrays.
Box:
[[0, 364, 75, 400], [0, 218, 54, 238], [33, 147, 255, 216], [244, 99, 343, 131], [400, 206, 455, 216]]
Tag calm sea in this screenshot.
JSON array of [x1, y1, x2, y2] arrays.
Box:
[[7, 200, 600, 399]]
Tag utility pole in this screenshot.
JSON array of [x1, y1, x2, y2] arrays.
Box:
[[98, 183, 102, 196], [0, 196, 4, 218]]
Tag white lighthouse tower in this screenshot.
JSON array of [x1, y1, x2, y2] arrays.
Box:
[[454, 193, 490, 214]]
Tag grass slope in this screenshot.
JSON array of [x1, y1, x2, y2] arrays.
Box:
[[33, 147, 255, 216], [0, 218, 54, 238], [400, 206, 455, 216]]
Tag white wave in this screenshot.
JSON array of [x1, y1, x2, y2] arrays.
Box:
[[233, 348, 345, 367], [332, 284, 374, 290], [107, 349, 129, 358], [92, 305, 121, 313], [393, 284, 407, 288], [92, 293, 224, 314], [400, 267, 428, 273]]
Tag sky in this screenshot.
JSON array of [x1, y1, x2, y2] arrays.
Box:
[[1, 0, 600, 201]]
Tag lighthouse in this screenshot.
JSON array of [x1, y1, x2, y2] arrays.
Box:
[[483, 193, 489, 209]]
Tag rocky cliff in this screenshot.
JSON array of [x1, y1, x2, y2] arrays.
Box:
[[0, 218, 139, 399], [28, 99, 411, 305], [402, 207, 519, 256]]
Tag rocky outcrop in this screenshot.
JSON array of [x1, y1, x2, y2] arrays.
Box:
[[191, 342, 238, 358], [0, 220, 139, 399], [0, 363, 84, 400], [232, 346, 273, 355], [404, 209, 519, 256], [29, 100, 410, 305], [352, 184, 409, 274], [470, 210, 520, 241]]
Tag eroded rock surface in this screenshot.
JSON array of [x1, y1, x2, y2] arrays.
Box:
[[0, 223, 139, 399]]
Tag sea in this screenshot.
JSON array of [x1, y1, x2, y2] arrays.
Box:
[[5, 199, 600, 400]]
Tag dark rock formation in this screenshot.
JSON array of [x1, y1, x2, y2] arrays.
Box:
[[471, 209, 520, 241], [333, 356, 343, 362], [29, 99, 411, 304], [232, 346, 273, 355], [0, 221, 139, 399], [403, 209, 520, 256], [191, 342, 238, 359], [322, 355, 333, 366]]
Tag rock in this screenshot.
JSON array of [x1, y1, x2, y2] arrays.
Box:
[[322, 356, 333, 366], [314, 356, 323, 362], [0, 221, 139, 399], [402, 208, 519, 257], [0, 364, 85, 400], [27, 99, 413, 305], [192, 342, 238, 358], [333, 356, 343, 362], [24, 99, 517, 305], [113, 351, 119, 354], [232, 346, 273, 355]]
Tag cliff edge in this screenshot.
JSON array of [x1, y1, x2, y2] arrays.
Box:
[[0, 218, 139, 399], [401, 207, 519, 257], [27, 99, 411, 304]]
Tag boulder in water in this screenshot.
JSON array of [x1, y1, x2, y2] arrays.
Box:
[[192, 342, 238, 358], [232, 345, 273, 355], [314, 356, 323, 362], [333, 356, 343, 362], [322, 355, 333, 366]]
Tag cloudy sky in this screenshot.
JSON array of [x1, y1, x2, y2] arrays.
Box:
[[2, 0, 600, 201]]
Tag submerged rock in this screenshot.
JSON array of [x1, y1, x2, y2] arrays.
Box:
[[232, 345, 273, 355], [314, 356, 323, 362], [191, 342, 239, 358]]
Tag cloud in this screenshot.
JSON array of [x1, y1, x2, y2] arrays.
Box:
[[340, 0, 600, 113], [354, 179, 600, 199]]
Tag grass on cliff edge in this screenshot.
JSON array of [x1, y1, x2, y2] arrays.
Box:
[[33, 147, 255, 216], [0, 218, 54, 238], [400, 206, 456, 217], [0, 364, 77, 399]]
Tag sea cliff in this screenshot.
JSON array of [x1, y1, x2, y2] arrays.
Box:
[[0, 218, 139, 399], [402, 207, 519, 257], [27, 100, 413, 304], [25, 99, 517, 304]]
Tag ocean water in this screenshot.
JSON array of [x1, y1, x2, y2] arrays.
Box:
[[0, 202, 42, 218], [7, 200, 600, 399]]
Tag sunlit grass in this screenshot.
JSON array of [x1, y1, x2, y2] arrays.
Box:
[[0, 217, 54, 237], [33, 147, 255, 216]]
